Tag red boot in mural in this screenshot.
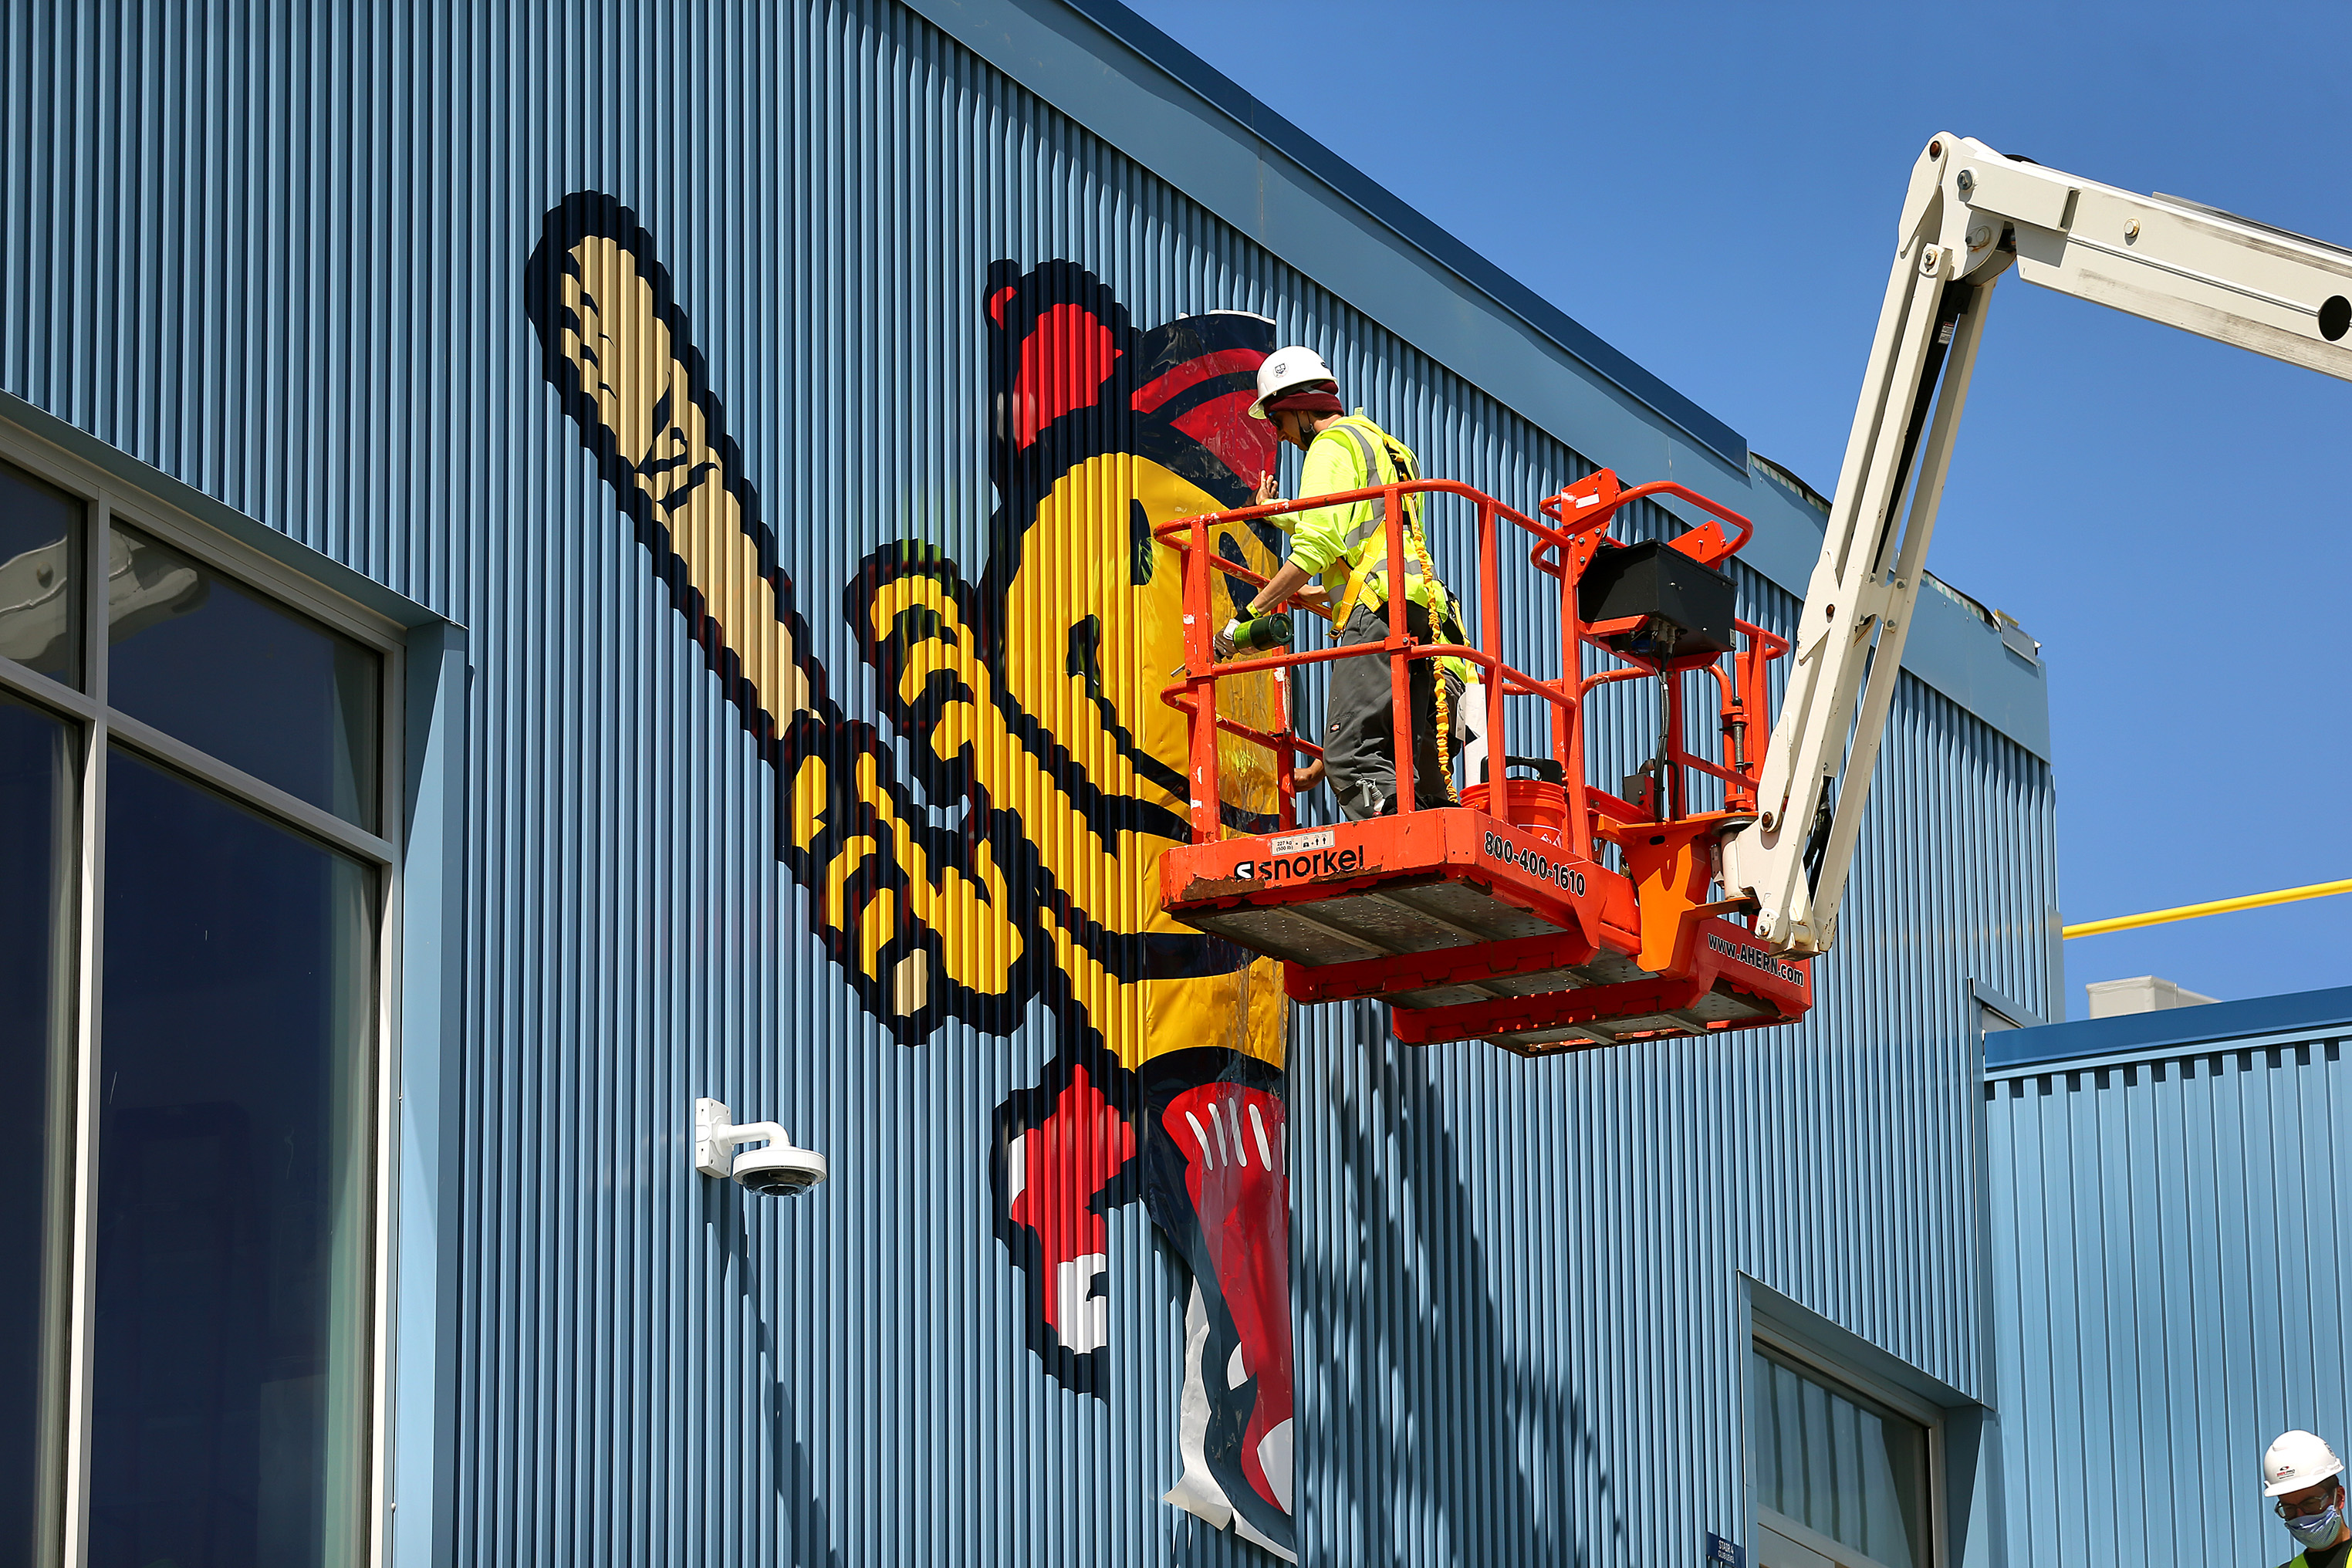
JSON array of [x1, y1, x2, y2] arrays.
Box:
[[992, 1050, 1140, 1392], [1145, 1050, 1296, 1556]]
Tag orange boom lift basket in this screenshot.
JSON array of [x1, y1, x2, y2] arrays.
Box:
[[1155, 468, 1811, 1056]]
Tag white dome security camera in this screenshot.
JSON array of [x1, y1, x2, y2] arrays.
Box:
[[693, 1098, 827, 1198], [729, 1140, 828, 1197]]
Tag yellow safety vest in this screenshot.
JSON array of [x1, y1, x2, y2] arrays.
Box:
[[1313, 417, 1448, 624], [2282, 1545, 2352, 1568]]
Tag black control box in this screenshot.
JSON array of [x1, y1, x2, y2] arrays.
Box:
[[1576, 539, 1736, 657]]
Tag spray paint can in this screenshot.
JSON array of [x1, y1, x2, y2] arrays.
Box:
[[1227, 610, 1294, 654]]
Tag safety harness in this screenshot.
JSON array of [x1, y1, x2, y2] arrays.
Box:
[[1317, 417, 1460, 799]]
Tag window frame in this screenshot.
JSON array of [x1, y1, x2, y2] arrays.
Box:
[[0, 426, 407, 1568], [1750, 1327, 1948, 1568], [1969, 978, 2041, 1039]]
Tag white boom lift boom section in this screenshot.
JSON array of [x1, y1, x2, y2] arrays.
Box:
[[1720, 133, 2352, 956]]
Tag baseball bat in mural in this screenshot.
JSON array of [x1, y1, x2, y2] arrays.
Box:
[[525, 194, 1298, 1557]]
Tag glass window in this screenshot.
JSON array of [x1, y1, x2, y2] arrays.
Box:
[[88, 752, 374, 1568], [106, 525, 380, 829], [0, 440, 392, 1568], [0, 694, 74, 1565], [1752, 1349, 1931, 1568], [0, 462, 82, 687]]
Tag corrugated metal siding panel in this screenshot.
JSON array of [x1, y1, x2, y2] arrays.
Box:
[[1285, 671, 2057, 1565], [1988, 1029, 2352, 1567], [2, 2, 2056, 1564]]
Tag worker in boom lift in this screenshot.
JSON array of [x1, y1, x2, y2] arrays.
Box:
[[2266, 1430, 2352, 1567], [1217, 346, 1464, 819]]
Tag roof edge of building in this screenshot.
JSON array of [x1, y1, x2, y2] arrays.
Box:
[[911, 0, 1743, 469], [1054, 0, 1749, 469], [1987, 984, 2352, 1076]]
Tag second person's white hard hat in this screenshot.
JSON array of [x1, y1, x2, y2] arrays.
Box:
[[2266, 1430, 2346, 1495], [1249, 346, 1337, 419]]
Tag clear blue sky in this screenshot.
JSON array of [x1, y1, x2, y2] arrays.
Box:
[[1127, 0, 2352, 1014]]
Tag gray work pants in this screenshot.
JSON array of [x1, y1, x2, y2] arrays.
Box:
[[1323, 602, 1449, 821]]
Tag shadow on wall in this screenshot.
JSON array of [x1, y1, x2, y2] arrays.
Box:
[[1283, 1005, 1620, 1567], [688, 1026, 1613, 1568], [702, 1181, 845, 1568]]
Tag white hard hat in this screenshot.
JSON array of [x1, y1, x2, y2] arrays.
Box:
[[2265, 1430, 2346, 1496], [1249, 346, 1337, 420]]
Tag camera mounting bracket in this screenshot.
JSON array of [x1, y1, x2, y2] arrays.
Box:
[[693, 1097, 794, 1179]]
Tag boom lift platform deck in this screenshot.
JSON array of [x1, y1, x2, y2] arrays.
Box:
[[1155, 468, 1812, 1055]]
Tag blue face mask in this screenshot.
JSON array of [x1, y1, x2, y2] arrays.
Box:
[[2287, 1502, 2344, 1551]]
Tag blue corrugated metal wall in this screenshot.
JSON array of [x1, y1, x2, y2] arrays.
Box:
[[1987, 1003, 2352, 1568], [2, 0, 2056, 1563]]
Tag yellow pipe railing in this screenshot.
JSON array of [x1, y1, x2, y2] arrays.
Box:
[[2061, 878, 2352, 939]]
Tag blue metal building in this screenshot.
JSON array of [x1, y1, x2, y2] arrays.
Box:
[[0, 2, 2056, 1565], [1986, 987, 2352, 1568]]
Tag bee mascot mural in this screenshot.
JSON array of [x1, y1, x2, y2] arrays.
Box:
[[527, 194, 1299, 1558]]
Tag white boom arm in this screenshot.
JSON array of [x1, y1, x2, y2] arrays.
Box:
[[1720, 133, 2352, 955]]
